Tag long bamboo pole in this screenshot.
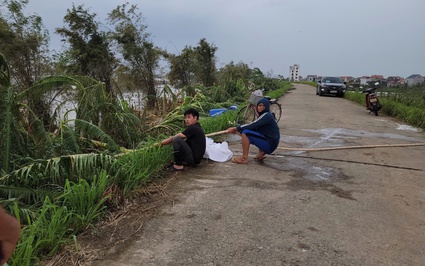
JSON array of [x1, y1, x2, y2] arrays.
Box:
[[111, 128, 425, 158], [205, 130, 228, 137], [204, 130, 425, 152], [276, 143, 425, 152]]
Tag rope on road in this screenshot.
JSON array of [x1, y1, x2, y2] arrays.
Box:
[[271, 154, 424, 171], [276, 142, 425, 152]]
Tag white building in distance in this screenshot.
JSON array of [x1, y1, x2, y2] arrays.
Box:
[[289, 64, 299, 81], [405, 74, 424, 86]]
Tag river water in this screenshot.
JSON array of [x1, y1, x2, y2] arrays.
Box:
[[49, 85, 173, 125]]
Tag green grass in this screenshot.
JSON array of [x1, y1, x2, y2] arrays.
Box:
[[200, 109, 238, 134], [266, 81, 293, 99], [382, 100, 425, 129], [344, 89, 425, 129], [11, 198, 77, 265], [112, 144, 173, 194]]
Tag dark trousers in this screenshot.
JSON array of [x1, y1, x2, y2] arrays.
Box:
[[172, 136, 194, 166]]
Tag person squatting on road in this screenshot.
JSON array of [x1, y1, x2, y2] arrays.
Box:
[[0, 206, 21, 265], [227, 98, 280, 164], [155, 108, 206, 171]]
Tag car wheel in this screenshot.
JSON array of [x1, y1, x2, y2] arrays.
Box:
[[316, 87, 319, 95], [318, 88, 323, 96]]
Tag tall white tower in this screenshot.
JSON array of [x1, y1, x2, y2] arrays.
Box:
[[289, 64, 300, 81]]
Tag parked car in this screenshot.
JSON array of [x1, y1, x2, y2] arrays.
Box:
[[316, 76, 346, 97]]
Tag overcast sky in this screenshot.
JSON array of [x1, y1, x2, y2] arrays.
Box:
[[24, 0, 425, 78]]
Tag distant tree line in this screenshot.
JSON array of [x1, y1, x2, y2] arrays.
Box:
[[0, 0, 279, 116], [0, 0, 288, 173]]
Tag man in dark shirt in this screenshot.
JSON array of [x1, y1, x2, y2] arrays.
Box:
[[155, 108, 206, 171]]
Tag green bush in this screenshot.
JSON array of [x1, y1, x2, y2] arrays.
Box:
[[200, 109, 238, 134], [59, 171, 109, 228], [266, 81, 293, 99], [112, 144, 173, 194]]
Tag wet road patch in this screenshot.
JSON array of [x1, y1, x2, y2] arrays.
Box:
[[264, 156, 355, 200]]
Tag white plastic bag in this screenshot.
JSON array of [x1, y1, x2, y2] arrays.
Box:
[[203, 137, 233, 162], [249, 89, 263, 105]]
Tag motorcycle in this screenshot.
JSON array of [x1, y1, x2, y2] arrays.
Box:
[[361, 82, 382, 116]]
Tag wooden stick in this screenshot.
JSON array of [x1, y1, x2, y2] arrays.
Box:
[[205, 130, 228, 137], [276, 142, 425, 152]]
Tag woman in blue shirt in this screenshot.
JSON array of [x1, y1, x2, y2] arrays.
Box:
[[227, 98, 280, 164]]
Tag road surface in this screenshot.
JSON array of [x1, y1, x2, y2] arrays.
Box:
[[94, 84, 425, 265]]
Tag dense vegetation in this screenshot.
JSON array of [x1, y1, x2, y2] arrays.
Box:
[[0, 53, 291, 265], [344, 84, 425, 129], [0, 1, 293, 264]]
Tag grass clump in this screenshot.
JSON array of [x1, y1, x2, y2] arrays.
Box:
[[344, 85, 425, 130]]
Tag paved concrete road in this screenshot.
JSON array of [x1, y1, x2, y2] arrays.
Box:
[[96, 84, 425, 265]]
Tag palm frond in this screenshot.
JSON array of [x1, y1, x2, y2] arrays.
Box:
[[56, 123, 81, 154], [101, 111, 144, 147], [18, 102, 55, 158], [1, 153, 116, 189], [74, 119, 121, 153], [16, 76, 86, 102], [145, 109, 183, 135], [0, 185, 61, 209]]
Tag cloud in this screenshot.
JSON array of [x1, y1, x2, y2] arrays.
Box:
[[23, 0, 425, 78]]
